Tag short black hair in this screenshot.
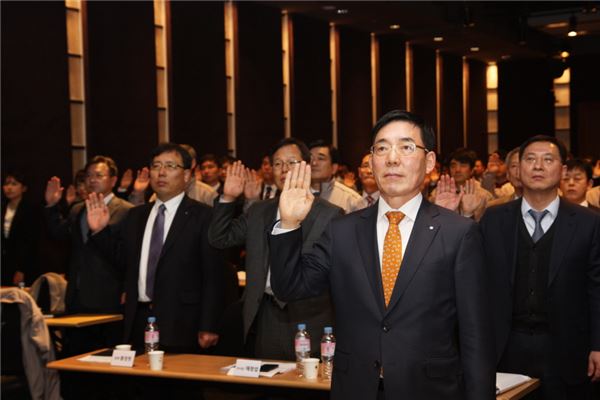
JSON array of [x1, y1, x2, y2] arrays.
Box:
[[448, 148, 477, 169], [219, 155, 237, 167], [150, 143, 193, 169], [308, 140, 341, 165], [3, 171, 27, 187], [86, 155, 119, 177], [372, 110, 436, 152], [491, 148, 507, 162], [518, 135, 567, 164], [180, 144, 197, 162], [565, 158, 593, 180], [199, 153, 219, 166], [269, 137, 311, 163]]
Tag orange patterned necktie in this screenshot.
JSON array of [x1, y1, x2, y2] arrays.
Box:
[[382, 211, 405, 307]]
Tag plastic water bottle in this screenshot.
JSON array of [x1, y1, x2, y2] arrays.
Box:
[[320, 327, 336, 380], [144, 316, 160, 353], [295, 323, 311, 376]]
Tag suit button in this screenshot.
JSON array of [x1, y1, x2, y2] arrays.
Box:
[[382, 324, 389, 333], [374, 360, 380, 369]]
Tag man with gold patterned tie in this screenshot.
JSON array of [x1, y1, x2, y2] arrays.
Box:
[[268, 110, 495, 400]]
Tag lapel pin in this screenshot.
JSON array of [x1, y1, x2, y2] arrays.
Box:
[[429, 226, 434, 230]]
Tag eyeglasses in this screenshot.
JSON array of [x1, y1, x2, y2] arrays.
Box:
[[85, 173, 109, 180], [150, 161, 185, 172], [522, 155, 558, 166], [272, 159, 302, 171], [370, 141, 428, 157]]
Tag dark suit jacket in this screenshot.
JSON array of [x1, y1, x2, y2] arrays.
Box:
[[209, 197, 342, 352], [1, 200, 41, 285], [45, 196, 132, 312], [91, 195, 224, 349], [480, 198, 600, 384], [269, 199, 496, 400]]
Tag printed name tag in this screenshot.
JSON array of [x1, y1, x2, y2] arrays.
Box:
[[229, 359, 262, 378], [110, 350, 136, 367]]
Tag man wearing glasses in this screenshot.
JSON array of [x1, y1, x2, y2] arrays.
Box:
[[85, 143, 223, 355], [209, 138, 341, 360], [268, 110, 496, 399]]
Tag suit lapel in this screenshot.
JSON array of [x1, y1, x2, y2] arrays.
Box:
[[501, 200, 521, 287], [385, 200, 439, 314], [262, 199, 279, 274], [133, 203, 153, 270], [548, 200, 576, 286], [355, 201, 385, 315], [160, 196, 192, 258]]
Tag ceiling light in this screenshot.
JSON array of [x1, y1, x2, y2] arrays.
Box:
[[336, 9, 348, 15], [561, 51, 570, 59], [568, 15, 578, 37], [322, 5, 336, 11], [501, 54, 511, 60], [470, 46, 480, 52], [389, 24, 400, 30], [433, 36, 444, 42]]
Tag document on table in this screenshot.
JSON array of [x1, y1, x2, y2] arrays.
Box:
[[222, 361, 296, 378], [78, 349, 114, 364], [496, 372, 532, 394]]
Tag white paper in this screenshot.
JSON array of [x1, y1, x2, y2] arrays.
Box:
[[496, 372, 532, 394], [77, 355, 112, 364], [110, 350, 136, 367], [222, 361, 297, 378], [228, 359, 262, 378]]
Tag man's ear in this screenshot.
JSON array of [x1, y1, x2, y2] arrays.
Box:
[[425, 151, 436, 174]]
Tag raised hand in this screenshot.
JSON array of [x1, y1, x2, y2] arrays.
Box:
[[460, 178, 485, 217], [434, 174, 462, 212], [133, 167, 150, 193], [45, 176, 64, 207], [65, 184, 77, 206], [243, 168, 263, 200], [279, 161, 314, 229], [223, 160, 246, 201], [86, 192, 110, 233], [119, 168, 133, 190]]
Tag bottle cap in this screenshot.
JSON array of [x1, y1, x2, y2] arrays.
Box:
[[324, 327, 332, 334], [148, 316, 156, 323], [297, 323, 306, 330]]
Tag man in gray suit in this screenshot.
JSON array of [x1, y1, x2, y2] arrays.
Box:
[[209, 138, 342, 360], [45, 155, 133, 353]]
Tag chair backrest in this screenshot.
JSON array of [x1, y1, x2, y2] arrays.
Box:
[[0, 302, 24, 374]]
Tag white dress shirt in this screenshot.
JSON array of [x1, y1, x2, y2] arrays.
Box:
[[376, 193, 422, 271], [520, 195, 559, 238], [138, 191, 185, 301]]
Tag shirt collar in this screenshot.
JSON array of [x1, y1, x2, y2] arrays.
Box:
[[521, 195, 560, 218], [155, 191, 185, 213], [103, 192, 114, 205], [377, 192, 422, 223]]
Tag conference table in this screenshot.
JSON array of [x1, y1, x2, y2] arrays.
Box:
[[45, 314, 123, 328], [47, 350, 539, 399]]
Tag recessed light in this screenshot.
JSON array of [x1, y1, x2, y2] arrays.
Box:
[[561, 51, 570, 58], [567, 30, 578, 37], [470, 46, 480, 52], [433, 36, 444, 42], [389, 24, 400, 30], [501, 54, 511, 60], [322, 5, 336, 11], [336, 9, 348, 15]]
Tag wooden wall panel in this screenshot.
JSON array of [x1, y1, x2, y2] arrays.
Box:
[[1, 1, 71, 202], [86, 1, 157, 171], [290, 13, 331, 145], [338, 26, 372, 169], [170, 2, 227, 156], [411, 45, 437, 151], [466, 59, 488, 159], [439, 53, 463, 156], [378, 34, 406, 117], [497, 59, 554, 152], [569, 54, 600, 156], [236, 2, 283, 168]]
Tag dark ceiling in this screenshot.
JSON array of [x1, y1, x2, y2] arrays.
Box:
[[264, 1, 600, 63]]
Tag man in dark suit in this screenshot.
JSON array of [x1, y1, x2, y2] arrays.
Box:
[[86, 143, 223, 353], [268, 110, 496, 399], [480, 136, 600, 399], [45, 156, 133, 316], [209, 138, 341, 360]]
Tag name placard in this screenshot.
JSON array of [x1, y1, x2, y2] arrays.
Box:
[[228, 358, 262, 378], [110, 350, 136, 367]]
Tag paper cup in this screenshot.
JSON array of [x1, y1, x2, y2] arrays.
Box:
[[301, 358, 319, 380], [115, 344, 131, 351], [148, 350, 164, 371]]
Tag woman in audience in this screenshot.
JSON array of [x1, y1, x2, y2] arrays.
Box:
[[1, 172, 40, 286]]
